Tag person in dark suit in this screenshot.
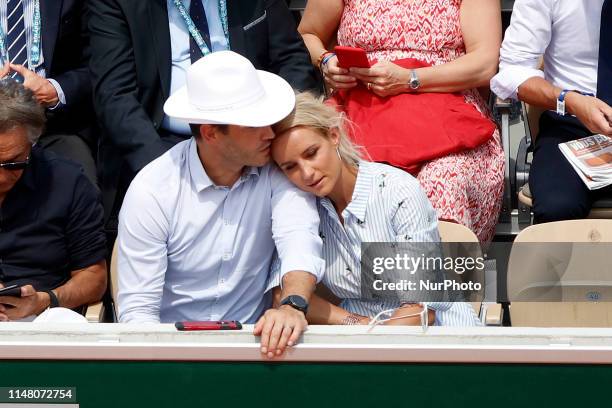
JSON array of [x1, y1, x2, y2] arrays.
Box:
[[88, 0, 320, 228], [0, 0, 96, 184]]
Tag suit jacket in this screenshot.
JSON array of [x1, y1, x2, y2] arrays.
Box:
[[88, 0, 319, 220], [40, 0, 94, 138]]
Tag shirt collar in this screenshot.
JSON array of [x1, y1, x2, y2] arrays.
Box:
[[319, 196, 337, 220], [188, 139, 261, 192], [188, 139, 215, 192], [343, 161, 373, 223], [235, 166, 261, 188], [243, 166, 260, 179]]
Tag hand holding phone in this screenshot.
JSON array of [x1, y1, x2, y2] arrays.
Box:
[[0, 285, 23, 298], [175, 321, 242, 331], [334, 46, 372, 69]]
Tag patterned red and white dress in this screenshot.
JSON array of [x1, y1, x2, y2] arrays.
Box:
[[337, 0, 504, 242]]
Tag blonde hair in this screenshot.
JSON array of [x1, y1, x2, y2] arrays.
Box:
[[273, 92, 364, 167]]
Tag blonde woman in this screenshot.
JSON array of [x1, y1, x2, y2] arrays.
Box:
[[269, 93, 480, 326]]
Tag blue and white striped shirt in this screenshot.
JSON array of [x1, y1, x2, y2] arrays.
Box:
[[318, 161, 480, 326], [0, 0, 65, 105]]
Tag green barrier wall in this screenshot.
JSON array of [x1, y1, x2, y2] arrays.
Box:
[[1, 361, 610, 407]]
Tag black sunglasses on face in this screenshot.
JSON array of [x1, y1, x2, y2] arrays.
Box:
[[0, 156, 30, 171]]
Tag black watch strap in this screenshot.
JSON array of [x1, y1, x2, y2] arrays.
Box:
[[46, 290, 60, 308], [280, 295, 308, 314]]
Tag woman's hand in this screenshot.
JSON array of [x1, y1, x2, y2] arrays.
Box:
[[350, 61, 411, 98], [322, 55, 358, 90], [383, 303, 435, 326]]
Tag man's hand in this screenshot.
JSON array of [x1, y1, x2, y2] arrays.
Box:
[[0, 285, 49, 321], [0, 64, 9, 79], [253, 305, 308, 359], [9, 64, 59, 107], [566, 93, 612, 136], [0, 283, 5, 322]]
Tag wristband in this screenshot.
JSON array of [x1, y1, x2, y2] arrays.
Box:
[[45, 290, 60, 308], [557, 89, 595, 116], [341, 313, 365, 325], [316, 50, 334, 70], [321, 53, 336, 67]]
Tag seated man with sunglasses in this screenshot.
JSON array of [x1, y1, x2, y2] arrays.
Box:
[[0, 80, 107, 321]]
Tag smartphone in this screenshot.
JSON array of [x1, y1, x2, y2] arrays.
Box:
[[175, 321, 242, 331], [334, 46, 371, 69], [0, 285, 22, 297]]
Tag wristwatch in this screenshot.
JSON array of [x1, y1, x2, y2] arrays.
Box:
[[280, 295, 308, 315], [408, 69, 420, 91]]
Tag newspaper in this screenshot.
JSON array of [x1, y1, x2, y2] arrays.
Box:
[[558, 134, 612, 190]]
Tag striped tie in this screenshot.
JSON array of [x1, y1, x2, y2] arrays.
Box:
[[6, 0, 28, 82], [189, 0, 212, 63]]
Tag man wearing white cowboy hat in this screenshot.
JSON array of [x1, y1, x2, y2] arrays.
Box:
[[117, 51, 324, 358], [89, 0, 319, 236]]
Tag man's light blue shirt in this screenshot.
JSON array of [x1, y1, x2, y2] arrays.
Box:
[[117, 139, 325, 324], [163, 0, 230, 135]]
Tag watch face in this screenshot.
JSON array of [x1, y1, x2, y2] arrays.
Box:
[[282, 295, 308, 313], [288, 295, 307, 309], [410, 70, 420, 90]]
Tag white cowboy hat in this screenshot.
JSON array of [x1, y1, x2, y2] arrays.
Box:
[[163, 51, 295, 126]]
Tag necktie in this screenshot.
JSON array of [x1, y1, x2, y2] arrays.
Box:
[[6, 0, 28, 82], [189, 0, 212, 63], [598, 0, 612, 105]]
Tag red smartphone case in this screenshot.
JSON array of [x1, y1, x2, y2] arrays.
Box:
[[334, 46, 371, 69], [175, 321, 243, 331]]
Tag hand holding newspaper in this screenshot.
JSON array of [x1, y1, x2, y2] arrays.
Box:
[[559, 134, 612, 190]]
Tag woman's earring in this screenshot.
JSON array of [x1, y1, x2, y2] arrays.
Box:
[[336, 146, 341, 160]]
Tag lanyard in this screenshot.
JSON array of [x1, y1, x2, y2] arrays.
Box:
[[172, 0, 229, 57], [0, 0, 42, 68]]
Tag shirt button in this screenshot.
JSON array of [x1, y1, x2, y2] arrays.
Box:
[[224, 219, 229, 225], [222, 253, 231, 261]]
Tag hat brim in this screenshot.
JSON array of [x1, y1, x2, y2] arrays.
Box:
[[163, 71, 295, 127]]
